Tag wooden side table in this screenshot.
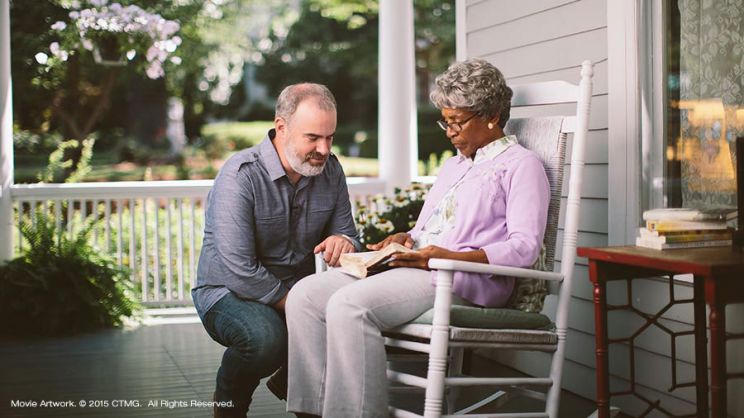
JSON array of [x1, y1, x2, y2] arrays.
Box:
[[577, 245, 744, 418]]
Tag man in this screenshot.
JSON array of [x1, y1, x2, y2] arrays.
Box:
[[192, 83, 361, 417]]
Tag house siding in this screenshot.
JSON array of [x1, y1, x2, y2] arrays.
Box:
[[464, 0, 743, 416]]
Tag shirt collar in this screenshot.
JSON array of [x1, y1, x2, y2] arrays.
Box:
[[457, 135, 518, 164], [258, 129, 288, 181]]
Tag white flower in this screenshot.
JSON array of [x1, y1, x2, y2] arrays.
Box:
[[51, 21, 67, 31], [126, 49, 136, 60], [145, 45, 159, 62], [145, 61, 164, 79], [376, 220, 394, 233], [392, 196, 409, 208], [169, 56, 182, 65], [81, 38, 94, 51], [34, 52, 49, 65]]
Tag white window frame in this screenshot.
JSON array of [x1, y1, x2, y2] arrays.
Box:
[[607, 0, 667, 245]]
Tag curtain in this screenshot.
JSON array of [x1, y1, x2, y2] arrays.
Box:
[[677, 0, 743, 208]]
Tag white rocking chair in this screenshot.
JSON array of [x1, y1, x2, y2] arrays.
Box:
[[317, 60, 594, 418]]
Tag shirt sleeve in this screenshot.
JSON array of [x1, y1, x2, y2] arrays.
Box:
[[325, 168, 363, 251], [481, 155, 550, 268], [206, 169, 287, 305]]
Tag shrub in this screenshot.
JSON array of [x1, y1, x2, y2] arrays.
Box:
[[354, 183, 431, 245], [0, 211, 140, 336], [13, 128, 64, 156], [199, 121, 274, 159]]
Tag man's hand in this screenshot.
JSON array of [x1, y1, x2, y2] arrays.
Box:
[[387, 245, 453, 270], [314, 235, 356, 267], [366, 232, 414, 251]]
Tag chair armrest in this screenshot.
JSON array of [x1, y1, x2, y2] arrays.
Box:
[[315, 252, 328, 273], [427, 258, 563, 282]]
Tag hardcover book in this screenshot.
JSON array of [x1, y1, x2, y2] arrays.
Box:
[[642, 207, 737, 222], [339, 242, 414, 279], [635, 237, 732, 251], [637, 228, 732, 243], [646, 219, 730, 232]]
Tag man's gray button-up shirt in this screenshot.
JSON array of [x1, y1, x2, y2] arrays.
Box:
[[192, 130, 361, 317]]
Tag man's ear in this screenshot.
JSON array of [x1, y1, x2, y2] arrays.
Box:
[[275, 116, 287, 137]]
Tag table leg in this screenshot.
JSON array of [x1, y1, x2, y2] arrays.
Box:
[[693, 276, 709, 418], [707, 280, 727, 418], [590, 262, 610, 418]]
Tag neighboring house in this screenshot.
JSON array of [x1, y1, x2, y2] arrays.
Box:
[[457, 0, 743, 416]]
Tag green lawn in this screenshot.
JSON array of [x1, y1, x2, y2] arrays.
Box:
[[13, 121, 385, 183]]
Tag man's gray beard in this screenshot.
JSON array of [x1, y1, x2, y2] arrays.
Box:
[[286, 140, 326, 177]]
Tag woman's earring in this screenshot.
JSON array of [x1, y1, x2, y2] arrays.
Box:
[[487, 122, 494, 130]]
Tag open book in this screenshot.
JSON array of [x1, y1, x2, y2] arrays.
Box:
[[339, 242, 415, 279]]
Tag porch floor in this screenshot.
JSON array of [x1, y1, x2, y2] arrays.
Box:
[[0, 316, 606, 418]]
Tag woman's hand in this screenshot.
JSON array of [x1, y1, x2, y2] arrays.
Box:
[[387, 245, 453, 270], [366, 232, 414, 251]]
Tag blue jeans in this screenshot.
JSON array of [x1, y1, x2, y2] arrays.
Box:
[[202, 292, 287, 410]]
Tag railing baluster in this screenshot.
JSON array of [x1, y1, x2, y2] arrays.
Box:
[[91, 200, 99, 247], [141, 198, 149, 302], [67, 199, 74, 238], [16, 200, 23, 253], [116, 199, 123, 267], [189, 198, 196, 292], [105, 199, 112, 252], [7, 179, 380, 303], [166, 199, 173, 301], [153, 199, 160, 302], [30, 200, 37, 228], [129, 199, 136, 283], [54, 200, 62, 234], [177, 198, 185, 300]]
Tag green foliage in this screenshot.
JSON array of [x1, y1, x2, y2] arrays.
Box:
[[0, 211, 140, 337], [38, 136, 96, 183], [422, 149, 454, 176], [13, 127, 65, 156], [354, 183, 431, 245], [199, 121, 274, 158]]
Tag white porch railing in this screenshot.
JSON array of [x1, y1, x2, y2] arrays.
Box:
[[9, 178, 386, 306]]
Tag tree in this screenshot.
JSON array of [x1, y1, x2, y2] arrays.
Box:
[[32, 0, 182, 142], [253, 0, 455, 159]]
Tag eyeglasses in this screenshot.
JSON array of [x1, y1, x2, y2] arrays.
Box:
[[436, 113, 477, 132]]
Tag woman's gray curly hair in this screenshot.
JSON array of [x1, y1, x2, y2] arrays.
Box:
[[430, 58, 513, 128]]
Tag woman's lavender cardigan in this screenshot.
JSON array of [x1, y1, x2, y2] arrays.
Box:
[[409, 143, 550, 307]]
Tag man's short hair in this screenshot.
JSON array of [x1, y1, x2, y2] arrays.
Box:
[[275, 83, 337, 124]]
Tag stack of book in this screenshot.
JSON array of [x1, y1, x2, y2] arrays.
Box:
[[636, 208, 736, 250]]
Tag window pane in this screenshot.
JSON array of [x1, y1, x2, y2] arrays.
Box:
[[666, 0, 743, 209]]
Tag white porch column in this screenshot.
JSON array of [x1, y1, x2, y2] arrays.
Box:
[[1, 0, 14, 260], [378, 0, 417, 193]]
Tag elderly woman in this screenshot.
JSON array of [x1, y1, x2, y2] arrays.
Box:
[[285, 58, 550, 418]]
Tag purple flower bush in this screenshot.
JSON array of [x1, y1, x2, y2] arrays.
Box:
[[38, 0, 181, 79]]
